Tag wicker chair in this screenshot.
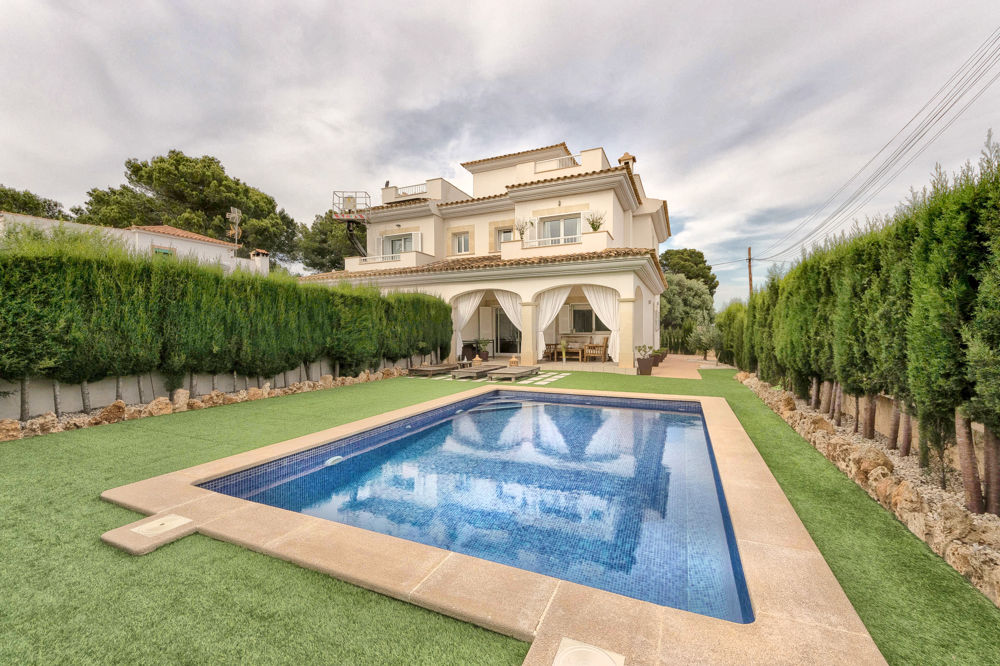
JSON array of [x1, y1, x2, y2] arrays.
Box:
[[543, 343, 558, 361]]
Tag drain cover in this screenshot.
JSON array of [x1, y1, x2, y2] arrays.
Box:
[[553, 638, 625, 666], [131, 514, 192, 537]]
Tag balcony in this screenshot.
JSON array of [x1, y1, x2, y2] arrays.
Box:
[[534, 154, 581, 173], [522, 234, 582, 248], [395, 183, 428, 197], [500, 229, 616, 260], [344, 250, 437, 272]]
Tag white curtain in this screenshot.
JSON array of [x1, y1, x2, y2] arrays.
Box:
[[582, 285, 620, 362], [494, 290, 523, 356], [451, 290, 485, 357], [535, 287, 571, 360]]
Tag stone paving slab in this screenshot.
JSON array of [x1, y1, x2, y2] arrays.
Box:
[[99, 385, 886, 665]]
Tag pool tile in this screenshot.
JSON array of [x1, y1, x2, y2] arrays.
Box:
[[410, 552, 559, 641]]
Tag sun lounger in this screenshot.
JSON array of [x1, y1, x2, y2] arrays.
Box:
[[486, 365, 540, 382], [451, 363, 505, 379], [409, 363, 459, 377]]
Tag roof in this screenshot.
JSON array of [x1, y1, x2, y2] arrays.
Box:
[[436, 193, 509, 208], [460, 142, 570, 168], [367, 198, 430, 212], [300, 248, 662, 282], [506, 164, 642, 205], [129, 225, 238, 248]]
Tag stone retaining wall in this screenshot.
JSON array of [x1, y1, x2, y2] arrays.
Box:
[[0, 367, 407, 442], [738, 372, 1000, 607]]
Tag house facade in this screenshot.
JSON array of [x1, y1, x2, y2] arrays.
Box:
[[0, 212, 270, 275], [301, 143, 669, 368]]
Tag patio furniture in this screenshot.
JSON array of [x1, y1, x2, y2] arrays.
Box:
[[456, 359, 474, 368], [409, 363, 459, 377], [543, 343, 558, 361], [487, 365, 540, 382], [451, 363, 505, 379], [583, 341, 608, 362], [563, 345, 583, 362]]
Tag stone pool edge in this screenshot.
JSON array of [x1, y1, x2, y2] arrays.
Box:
[[99, 385, 886, 665]]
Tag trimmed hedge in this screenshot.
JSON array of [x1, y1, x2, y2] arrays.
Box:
[[0, 227, 452, 390]]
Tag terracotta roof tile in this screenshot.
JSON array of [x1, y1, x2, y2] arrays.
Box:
[[300, 248, 661, 282], [368, 198, 430, 212], [129, 225, 238, 248], [505, 164, 642, 205], [436, 193, 510, 208], [460, 142, 569, 168]]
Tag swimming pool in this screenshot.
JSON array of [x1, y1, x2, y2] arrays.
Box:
[[201, 390, 753, 623]]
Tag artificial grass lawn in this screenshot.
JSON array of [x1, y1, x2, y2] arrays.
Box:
[[2, 371, 999, 663]]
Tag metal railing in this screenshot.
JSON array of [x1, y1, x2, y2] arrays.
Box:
[[396, 183, 428, 196], [534, 155, 580, 173], [522, 235, 582, 248], [359, 254, 401, 264]]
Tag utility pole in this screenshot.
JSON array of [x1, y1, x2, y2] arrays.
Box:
[[747, 246, 753, 298]]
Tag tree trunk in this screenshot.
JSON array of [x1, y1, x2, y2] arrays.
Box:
[[137, 375, 147, 404], [80, 380, 91, 413], [834, 384, 843, 427], [232, 371, 238, 392], [115, 376, 123, 402], [335, 361, 340, 379], [810, 377, 820, 410], [955, 409, 985, 514], [304, 362, 312, 381], [983, 426, 1000, 515], [819, 380, 831, 413], [211, 374, 218, 392], [52, 379, 62, 418], [899, 410, 912, 456], [862, 394, 877, 440], [189, 371, 198, 397], [19, 376, 30, 421], [243, 376, 249, 391], [148, 373, 156, 399], [299, 364, 304, 382], [256, 376, 262, 389], [853, 395, 860, 434], [887, 400, 901, 450], [826, 382, 836, 418], [283, 370, 289, 387]]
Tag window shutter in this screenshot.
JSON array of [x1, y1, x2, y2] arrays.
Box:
[[378, 235, 387, 255], [412, 232, 422, 252]]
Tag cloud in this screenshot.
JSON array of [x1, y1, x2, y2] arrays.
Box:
[[1, 0, 998, 299]]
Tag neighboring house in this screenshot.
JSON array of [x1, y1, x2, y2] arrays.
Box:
[[302, 143, 669, 368], [0, 212, 269, 275]]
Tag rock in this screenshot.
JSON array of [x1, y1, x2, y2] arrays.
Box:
[[201, 390, 225, 407], [172, 389, 190, 412], [92, 400, 127, 425], [735, 371, 750, 383], [186, 399, 205, 411], [890, 481, 924, 516], [247, 387, 264, 401], [24, 412, 62, 436], [142, 397, 173, 418], [779, 394, 796, 416], [810, 414, 835, 434], [125, 406, 143, 420], [63, 415, 92, 431], [848, 446, 893, 485], [867, 465, 892, 486], [319, 374, 334, 388], [222, 393, 241, 405], [935, 502, 974, 543], [874, 477, 900, 507], [0, 418, 22, 441], [944, 542, 976, 578]]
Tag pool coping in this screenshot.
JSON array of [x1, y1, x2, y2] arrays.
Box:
[[99, 385, 886, 665]]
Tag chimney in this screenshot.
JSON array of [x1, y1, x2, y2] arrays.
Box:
[[250, 249, 270, 275], [617, 152, 636, 169]]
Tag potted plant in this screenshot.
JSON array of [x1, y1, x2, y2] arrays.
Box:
[[653, 347, 667, 365], [584, 211, 606, 232], [559, 339, 568, 363], [635, 345, 655, 375], [514, 217, 536, 239], [475, 338, 491, 362]]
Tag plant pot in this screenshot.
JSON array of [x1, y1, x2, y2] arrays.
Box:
[[651, 353, 663, 365], [477, 350, 489, 362], [637, 358, 654, 375]]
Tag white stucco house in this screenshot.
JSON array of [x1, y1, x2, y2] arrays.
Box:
[[0, 212, 270, 275], [301, 143, 669, 368]]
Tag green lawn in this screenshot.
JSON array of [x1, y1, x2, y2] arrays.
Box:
[[2, 370, 998, 664]]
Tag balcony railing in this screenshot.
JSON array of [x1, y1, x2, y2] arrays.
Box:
[[359, 254, 401, 264], [522, 235, 583, 248], [396, 183, 428, 196], [534, 154, 580, 173]]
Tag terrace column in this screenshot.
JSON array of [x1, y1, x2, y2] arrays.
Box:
[[520, 301, 537, 363], [618, 297, 635, 369]]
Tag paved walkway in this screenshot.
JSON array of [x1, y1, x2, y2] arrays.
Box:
[[652, 353, 734, 380]]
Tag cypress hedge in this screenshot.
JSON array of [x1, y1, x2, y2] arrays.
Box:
[[0, 227, 452, 403], [714, 134, 1000, 515]]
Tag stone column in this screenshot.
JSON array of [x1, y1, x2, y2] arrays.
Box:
[[520, 301, 537, 363], [617, 297, 635, 369], [448, 328, 461, 363]]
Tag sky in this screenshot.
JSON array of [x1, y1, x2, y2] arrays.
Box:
[[2, 1, 999, 303]]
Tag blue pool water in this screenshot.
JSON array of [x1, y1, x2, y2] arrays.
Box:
[[201, 391, 753, 623]]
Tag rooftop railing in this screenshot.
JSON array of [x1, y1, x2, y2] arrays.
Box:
[[534, 154, 580, 173], [396, 183, 428, 196], [522, 234, 583, 248], [359, 254, 401, 264]]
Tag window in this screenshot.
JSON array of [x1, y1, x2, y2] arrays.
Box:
[[453, 231, 470, 254], [496, 228, 513, 245], [571, 306, 609, 333], [383, 234, 413, 255], [538, 214, 581, 244]]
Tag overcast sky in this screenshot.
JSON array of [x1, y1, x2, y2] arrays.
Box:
[[2, 1, 998, 302]]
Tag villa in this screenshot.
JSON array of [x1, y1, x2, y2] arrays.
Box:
[[301, 143, 670, 369]]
